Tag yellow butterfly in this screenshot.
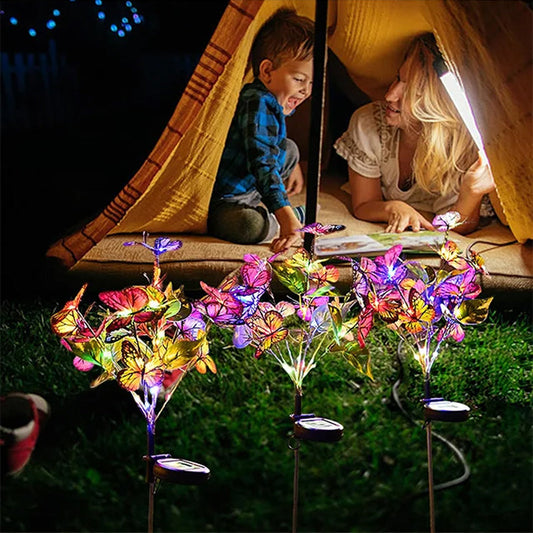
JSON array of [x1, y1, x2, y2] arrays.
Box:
[[117, 340, 164, 391]]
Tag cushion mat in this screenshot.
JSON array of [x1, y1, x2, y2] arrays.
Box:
[[67, 174, 532, 298]]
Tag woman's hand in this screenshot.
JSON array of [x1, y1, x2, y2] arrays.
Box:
[[461, 154, 495, 196], [452, 153, 495, 235], [384, 200, 434, 233]]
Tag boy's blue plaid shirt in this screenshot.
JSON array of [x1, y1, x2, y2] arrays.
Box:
[[211, 79, 290, 213]]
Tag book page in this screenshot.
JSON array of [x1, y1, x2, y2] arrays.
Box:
[[314, 231, 443, 257]]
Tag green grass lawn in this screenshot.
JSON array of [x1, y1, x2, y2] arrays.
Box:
[[1, 299, 531, 532]]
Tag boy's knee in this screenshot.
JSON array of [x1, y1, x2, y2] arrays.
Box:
[[209, 205, 269, 244]]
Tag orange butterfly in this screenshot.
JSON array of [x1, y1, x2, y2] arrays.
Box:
[[248, 309, 288, 357], [50, 284, 88, 337], [397, 290, 436, 334]]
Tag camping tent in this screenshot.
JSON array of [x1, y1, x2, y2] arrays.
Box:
[[46, 0, 532, 293]]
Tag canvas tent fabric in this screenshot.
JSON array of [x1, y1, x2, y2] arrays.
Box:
[[46, 0, 532, 274]]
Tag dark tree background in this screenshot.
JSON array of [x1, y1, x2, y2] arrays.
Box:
[[1, 0, 227, 299]]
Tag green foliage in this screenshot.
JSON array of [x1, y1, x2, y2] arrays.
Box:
[[1, 300, 531, 532]]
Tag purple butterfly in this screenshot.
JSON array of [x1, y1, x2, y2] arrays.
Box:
[[123, 232, 182, 257], [373, 245, 407, 284], [297, 223, 346, 236]]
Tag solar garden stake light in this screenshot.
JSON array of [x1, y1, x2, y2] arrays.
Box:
[[289, 387, 344, 533], [50, 234, 215, 533], [422, 378, 471, 533], [345, 211, 493, 533], [194, 223, 374, 533]]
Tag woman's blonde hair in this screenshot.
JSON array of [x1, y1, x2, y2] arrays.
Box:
[[402, 33, 478, 196]]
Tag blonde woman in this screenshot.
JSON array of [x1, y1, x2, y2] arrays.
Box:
[[334, 33, 495, 235]]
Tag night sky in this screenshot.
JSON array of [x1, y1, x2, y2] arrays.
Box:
[[0, 0, 227, 299]]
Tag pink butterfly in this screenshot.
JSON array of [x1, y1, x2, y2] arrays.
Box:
[[99, 286, 156, 332], [240, 254, 272, 289], [298, 222, 346, 236], [196, 282, 242, 325], [357, 306, 374, 348]]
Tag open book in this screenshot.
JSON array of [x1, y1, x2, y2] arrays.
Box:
[[314, 231, 444, 257]]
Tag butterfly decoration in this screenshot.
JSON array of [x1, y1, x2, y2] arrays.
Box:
[[432, 211, 462, 233], [397, 289, 437, 334], [196, 247, 376, 391], [51, 233, 215, 428], [297, 222, 346, 236], [123, 233, 183, 257], [117, 339, 165, 392], [99, 286, 162, 332], [437, 240, 460, 263], [172, 310, 207, 341], [50, 283, 88, 337], [248, 308, 288, 358], [308, 263, 340, 288], [195, 282, 243, 325], [297, 295, 329, 322], [433, 268, 481, 304], [373, 244, 407, 284], [240, 253, 273, 289]]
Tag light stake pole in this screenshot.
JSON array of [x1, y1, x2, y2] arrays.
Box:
[[423, 373, 471, 533], [291, 389, 303, 533], [145, 420, 157, 533]]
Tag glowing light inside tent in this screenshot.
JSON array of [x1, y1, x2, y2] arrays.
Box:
[[434, 57, 489, 165], [9, 17, 18, 25], [46, 20, 56, 30], [98, 11, 105, 20], [439, 71, 488, 164], [52, 10, 60, 17], [28, 28, 36, 37]]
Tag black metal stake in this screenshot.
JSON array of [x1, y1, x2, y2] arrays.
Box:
[[426, 420, 436, 533], [146, 420, 156, 533], [304, 0, 328, 255], [424, 373, 436, 533], [292, 389, 302, 533]]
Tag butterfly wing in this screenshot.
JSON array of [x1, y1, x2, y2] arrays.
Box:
[[298, 222, 346, 235], [357, 306, 374, 348], [432, 211, 462, 232], [50, 284, 88, 337], [117, 340, 164, 391], [99, 287, 149, 312], [249, 309, 287, 356]]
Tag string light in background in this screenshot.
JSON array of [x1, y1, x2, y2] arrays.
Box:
[[0, 0, 144, 39]]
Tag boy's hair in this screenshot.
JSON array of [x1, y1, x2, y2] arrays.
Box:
[[250, 8, 314, 77]]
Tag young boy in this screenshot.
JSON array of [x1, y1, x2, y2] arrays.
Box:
[[208, 8, 314, 253]]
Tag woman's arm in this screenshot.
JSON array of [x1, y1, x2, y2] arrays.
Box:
[[453, 155, 495, 235], [349, 168, 434, 232]]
